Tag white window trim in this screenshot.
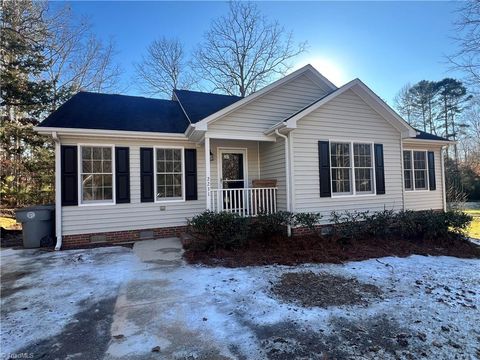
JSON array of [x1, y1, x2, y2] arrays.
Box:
[[329, 140, 377, 198], [154, 145, 186, 203], [403, 149, 430, 192], [403, 150, 414, 191], [78, 144, 116, 206]]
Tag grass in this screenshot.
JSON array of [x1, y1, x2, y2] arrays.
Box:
[[465, 210, 480, 239], [0, 216, 21, 230]]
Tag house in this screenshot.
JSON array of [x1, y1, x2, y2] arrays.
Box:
[[35, 65, 452, 250]]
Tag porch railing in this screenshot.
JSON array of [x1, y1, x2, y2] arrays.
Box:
[[210, 187, 278, 216]]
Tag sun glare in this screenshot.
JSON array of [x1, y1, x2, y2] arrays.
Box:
[[294, 56, 349, 87]]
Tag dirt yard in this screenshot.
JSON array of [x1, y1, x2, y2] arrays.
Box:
[[1, 243, 479, 359]]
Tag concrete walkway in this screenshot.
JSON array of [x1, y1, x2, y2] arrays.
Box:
[[132, 237, 184, 266], [106, 237, 193, 359]]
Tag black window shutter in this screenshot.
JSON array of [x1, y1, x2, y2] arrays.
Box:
[[185, 149, 198, 200], [115, 147, 130, 203], [140, 148, 154, 202], [61, 145, 78, 206], [374, 144, 385, 195], [318, 141, 331, 197], [427, 151, 436, 190]]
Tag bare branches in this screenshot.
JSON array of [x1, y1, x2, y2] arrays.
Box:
[[134, 37, 194, 98], [448, 0, 480, 92], [44, 5, 121, 110], [193, 1, 307, 96]]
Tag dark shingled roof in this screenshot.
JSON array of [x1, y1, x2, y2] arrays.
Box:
[[38, 92, 190, 133], [414, 129, 450, 142], [174, 89, 242, 123]]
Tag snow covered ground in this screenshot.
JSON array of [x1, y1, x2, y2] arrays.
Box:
[[1, 243, 479, 359]]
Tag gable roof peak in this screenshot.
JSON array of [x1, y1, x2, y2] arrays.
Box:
[[191, 64, 337, 129]]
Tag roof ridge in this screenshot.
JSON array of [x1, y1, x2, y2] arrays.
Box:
[[174, 88, 243, 98], [77, 91, 178, 103]]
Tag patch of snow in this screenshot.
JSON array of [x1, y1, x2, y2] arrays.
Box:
[[2, 245, 479, 359], [0, 246, 140, 357]]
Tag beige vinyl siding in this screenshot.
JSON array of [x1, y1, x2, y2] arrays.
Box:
[[208, 73, 331, 137], [403, 144, 444, 210], [209, 139, 260, 189], [292, 89, 404, 220], [60, 136, 206, 236], [259, 139, 287, 211]]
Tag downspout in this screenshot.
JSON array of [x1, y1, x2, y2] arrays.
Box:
[[400, 139, 406, 211], [441, 145, 447, 211], [52, 132, 62, 250], [275, 129, 291, 236]]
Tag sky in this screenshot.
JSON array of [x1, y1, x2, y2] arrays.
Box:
[[61, 1, 463, 105]]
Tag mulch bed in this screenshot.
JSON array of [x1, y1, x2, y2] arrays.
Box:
[[271, 271, 382, 307], [183, 235, 480, 267]]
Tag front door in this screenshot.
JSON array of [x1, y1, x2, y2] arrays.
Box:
[[219, 150, 246, 212]]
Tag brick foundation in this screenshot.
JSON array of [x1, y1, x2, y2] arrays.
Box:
[[62, 225, 187, 248]]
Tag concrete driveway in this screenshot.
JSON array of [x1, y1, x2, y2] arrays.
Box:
[[1, 240, 479, 359]]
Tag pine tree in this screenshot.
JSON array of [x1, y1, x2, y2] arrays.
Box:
[[1, 0, 54, 207]]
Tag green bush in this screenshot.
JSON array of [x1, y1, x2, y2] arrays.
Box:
[[253, 211, 294, 239], [330, 210, 370, 241], [329, 209, 473, 242], [445, 211, 472, 235], [393, 210, 419, 239], [187, 211, 250, 251], [365, 209, 396, 239], [187, 209, 472, 253], [293, 212, 322, 233]]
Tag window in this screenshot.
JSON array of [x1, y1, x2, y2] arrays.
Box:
[[403, 151, 413, 190], [331, 141, 375, 196], [81, 146, 113, 203], [156, 148, 183, 201], [413, 151, 428, 190], [354, 143, 374, 194], [331, 142, 352, 194], [403, 150, 428, 190]]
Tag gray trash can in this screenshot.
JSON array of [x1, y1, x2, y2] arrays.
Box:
[[15, 205, 55, 248]]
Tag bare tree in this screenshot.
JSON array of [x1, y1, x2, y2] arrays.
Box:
[[193, 1, 307, 97], [135, 37, 194, 98], [394, 84, 415, 124], [449, 0, 480, 91], [44, 5, 121, 111]]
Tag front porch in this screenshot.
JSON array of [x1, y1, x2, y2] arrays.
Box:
[[203, 137, 285, 216]]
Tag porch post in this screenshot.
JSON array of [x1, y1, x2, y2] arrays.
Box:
[[205, 135, 211, 210]]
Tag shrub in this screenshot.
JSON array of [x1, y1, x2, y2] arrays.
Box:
[[392, 210, 471, 241], [445, 210, 472, 236], [329, 209, 473, 243], [293, 212, 322, 233], [187, 211, 250, 251], [393, 210, 419, 239], [365, 209, 396, 239], [253, 211, 294, 239], [330, 210, 370, 242]]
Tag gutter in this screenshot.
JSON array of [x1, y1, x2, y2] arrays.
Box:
[[265, 121, 287, 136], [52, 132, 62, 250], [34, 126, 187, 140], [275, 129, 292, 236]]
